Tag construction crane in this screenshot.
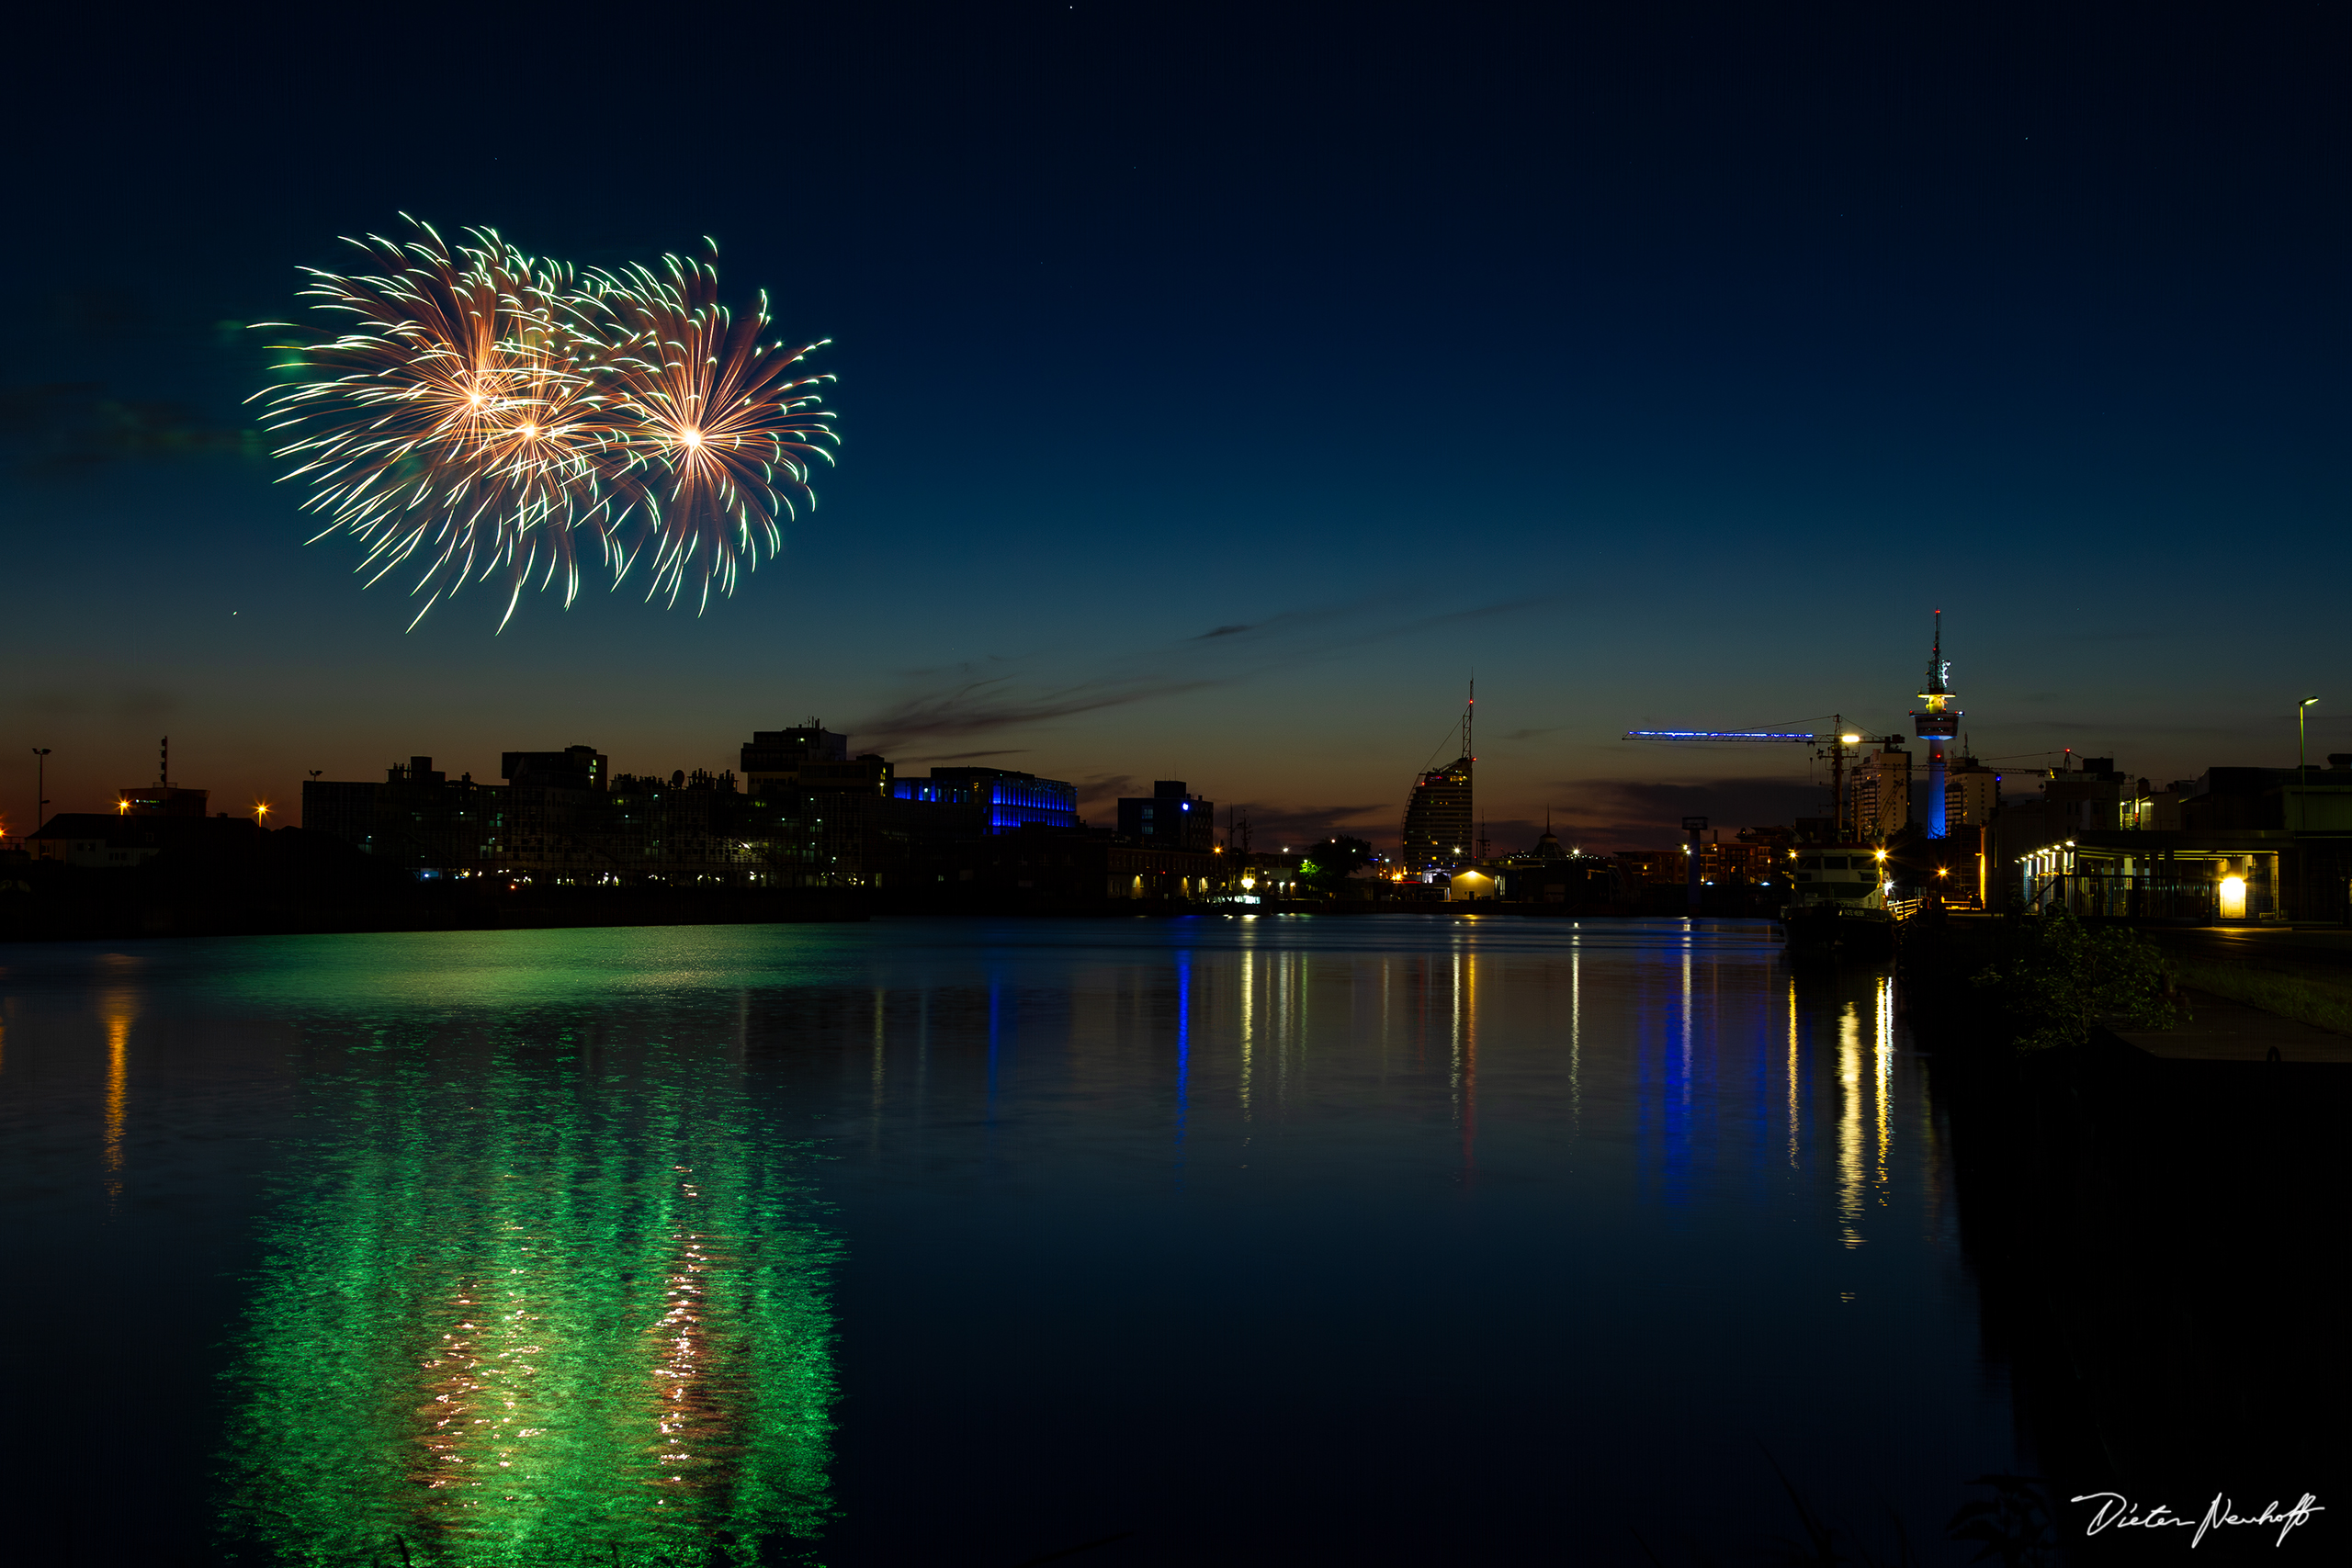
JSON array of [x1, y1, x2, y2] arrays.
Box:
[[1622, 718, 1905, 908]]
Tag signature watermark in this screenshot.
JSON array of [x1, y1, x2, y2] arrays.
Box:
[[2073, 1492, 2324, 1548]]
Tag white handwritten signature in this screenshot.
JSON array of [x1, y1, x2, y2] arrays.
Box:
[[2073, 1492, 2324, 1547]]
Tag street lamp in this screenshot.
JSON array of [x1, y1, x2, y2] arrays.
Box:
[[30, 748, 51, 834], [2300, 696, 2319, 777]]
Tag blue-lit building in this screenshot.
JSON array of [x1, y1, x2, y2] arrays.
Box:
[[891, 767, 1080, 833], [1117, 781, 1216, 852]]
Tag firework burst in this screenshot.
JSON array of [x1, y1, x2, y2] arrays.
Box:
[[576, 251, 839, 612], [255, 220, 836, 628]]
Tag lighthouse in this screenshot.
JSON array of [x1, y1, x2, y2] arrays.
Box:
[[1911, 613, 1961, 839]]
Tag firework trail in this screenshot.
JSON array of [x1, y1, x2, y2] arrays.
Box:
[[255, 220, 836, 628], [576, 251, 838, 613]]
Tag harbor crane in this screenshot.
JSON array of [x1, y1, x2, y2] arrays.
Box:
[[1621, 718, 1904, 909]]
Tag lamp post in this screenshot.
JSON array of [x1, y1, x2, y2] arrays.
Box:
[[2300, 696, 2319, 778], [30, 748, 51, 835]]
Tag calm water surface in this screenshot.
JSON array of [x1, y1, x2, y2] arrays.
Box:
[[0, 917, 2011, 1566]]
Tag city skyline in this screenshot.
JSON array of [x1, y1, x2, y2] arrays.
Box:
[[5, 6, 2346, 850]]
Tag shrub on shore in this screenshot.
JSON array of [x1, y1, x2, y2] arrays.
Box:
[[1966, 913, 2175, 1053]]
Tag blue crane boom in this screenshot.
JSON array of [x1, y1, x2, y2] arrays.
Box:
[[1623, 729, 1818, 741]]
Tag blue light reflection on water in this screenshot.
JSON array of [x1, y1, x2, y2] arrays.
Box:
[[1173, 950, 1192, 1166], [0, 916, 2009, 1567]]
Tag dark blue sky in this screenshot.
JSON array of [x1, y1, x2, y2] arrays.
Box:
[[4, 1, 2345, 849]]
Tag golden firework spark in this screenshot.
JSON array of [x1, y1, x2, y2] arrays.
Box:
[[254, 222, 834, 628], [576, 248, 838, 612]]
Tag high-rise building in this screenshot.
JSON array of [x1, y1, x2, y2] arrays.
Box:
[[1945, 753, 1999, 829], [1401, 757, 1473, 870], [1847, 747, 1911, 840]]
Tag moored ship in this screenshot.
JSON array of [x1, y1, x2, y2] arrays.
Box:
[[1778, 844, 1894, 956]]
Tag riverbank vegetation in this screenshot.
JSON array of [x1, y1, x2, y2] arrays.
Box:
[[1902, 912, 2176, 1053]]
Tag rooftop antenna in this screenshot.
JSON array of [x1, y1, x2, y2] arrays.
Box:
[[1464, 679, 1474, 762], [160, 736, 169, 786]]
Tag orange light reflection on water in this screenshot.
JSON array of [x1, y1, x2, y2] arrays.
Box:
[[103, 1005, 130, 1203]]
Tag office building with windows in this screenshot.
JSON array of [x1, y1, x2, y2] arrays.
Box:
[[891, 767, 1080, 832], [1116, 781, 1215, 852]]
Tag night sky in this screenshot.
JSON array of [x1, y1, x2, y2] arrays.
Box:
[[4, 2, 2345, 852]]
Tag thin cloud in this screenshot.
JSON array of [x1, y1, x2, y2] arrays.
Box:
[[854, 674, 1219, 753], [1997, 718, 2251, 737], [1, 381, 254, 473], [851, 592, 1559, 752], [17, 682, 183, 723], [1552, 775, 1831, 851], [1074, 773, 1141, 810], [1481, 816, 1552, 853]]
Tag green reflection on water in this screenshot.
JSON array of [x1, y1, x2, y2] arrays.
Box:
[[209, 928, 859, 1011], [219, 1021, 837, 1566]]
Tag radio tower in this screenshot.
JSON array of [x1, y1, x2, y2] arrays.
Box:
[[1911, 613, 1961, 840]]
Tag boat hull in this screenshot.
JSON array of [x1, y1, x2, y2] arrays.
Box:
[[1778, 901, 1894, 958]]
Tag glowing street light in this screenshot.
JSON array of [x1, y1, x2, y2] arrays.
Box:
[[2300, 696, 2320, 777]]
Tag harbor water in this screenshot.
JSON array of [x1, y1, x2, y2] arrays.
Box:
[[0, 917, 2013, 1565]]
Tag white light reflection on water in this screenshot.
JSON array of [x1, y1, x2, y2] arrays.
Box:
[[0, 917, 2003, 1568], [1838, 998, 1865, 1248]]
